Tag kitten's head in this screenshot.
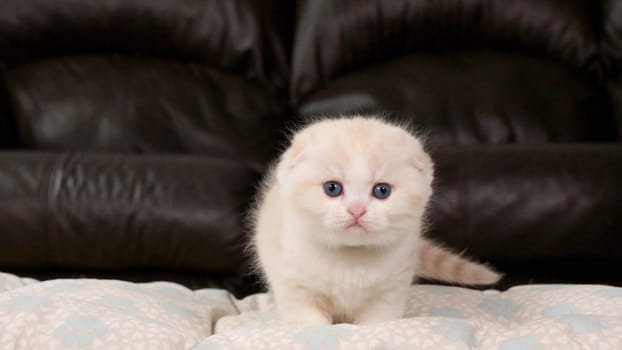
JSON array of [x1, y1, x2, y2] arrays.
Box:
[[276, 116, 433, 247]]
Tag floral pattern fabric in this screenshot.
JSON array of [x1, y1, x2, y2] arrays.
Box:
[[0, 273, 620, 349]]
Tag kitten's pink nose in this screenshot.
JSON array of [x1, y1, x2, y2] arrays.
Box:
[[348, 204, 367, 219]]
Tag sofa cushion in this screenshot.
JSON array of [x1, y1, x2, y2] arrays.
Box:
[[0, 153, 262, 297], [1, 145, 621, 294], [6, 57, 288, 164], [0, 0, 289, 87], [292, 0, 603, 99], [296, 52, 617, 144]]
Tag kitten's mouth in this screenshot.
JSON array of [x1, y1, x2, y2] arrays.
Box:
[[346, 221, 366, 230]]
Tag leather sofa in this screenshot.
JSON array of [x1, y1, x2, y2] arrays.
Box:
[[0, 0, 620, 298]]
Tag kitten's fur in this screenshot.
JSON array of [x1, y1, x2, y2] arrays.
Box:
[[250, 116, 501, 326]]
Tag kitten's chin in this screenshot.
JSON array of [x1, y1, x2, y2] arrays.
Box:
[[317, 228, 401, 248], [336, 237, 397, 248]]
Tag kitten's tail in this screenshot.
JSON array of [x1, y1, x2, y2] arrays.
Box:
[[416, 238, 502, 285]]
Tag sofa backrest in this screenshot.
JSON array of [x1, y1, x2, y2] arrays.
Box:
[[0, 0, 621, 296]]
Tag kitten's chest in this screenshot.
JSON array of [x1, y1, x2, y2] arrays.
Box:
[[282, 243, 415, 291], [283, 246, 414, 318]]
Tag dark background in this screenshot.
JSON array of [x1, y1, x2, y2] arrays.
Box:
[[0, 0, 621, 297]]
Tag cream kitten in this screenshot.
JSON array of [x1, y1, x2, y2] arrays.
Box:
[[250, 116, 501, 326]]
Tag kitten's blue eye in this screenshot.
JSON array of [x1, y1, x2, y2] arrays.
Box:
[[323, 181, 343, 197], [372, 183, 391, 199]]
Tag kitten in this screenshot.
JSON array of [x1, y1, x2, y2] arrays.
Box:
[[250, 116, 501, 327]]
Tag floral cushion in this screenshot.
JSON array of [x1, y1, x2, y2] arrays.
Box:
[[0, 272, 620, 349]]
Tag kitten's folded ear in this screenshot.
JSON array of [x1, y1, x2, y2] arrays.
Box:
[[407, 137, 434, 180], [276, 137, 306, 184], [412, 151, 434, 175]]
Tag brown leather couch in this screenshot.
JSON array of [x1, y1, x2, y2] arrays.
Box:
[[0, 0, 621, 298]]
